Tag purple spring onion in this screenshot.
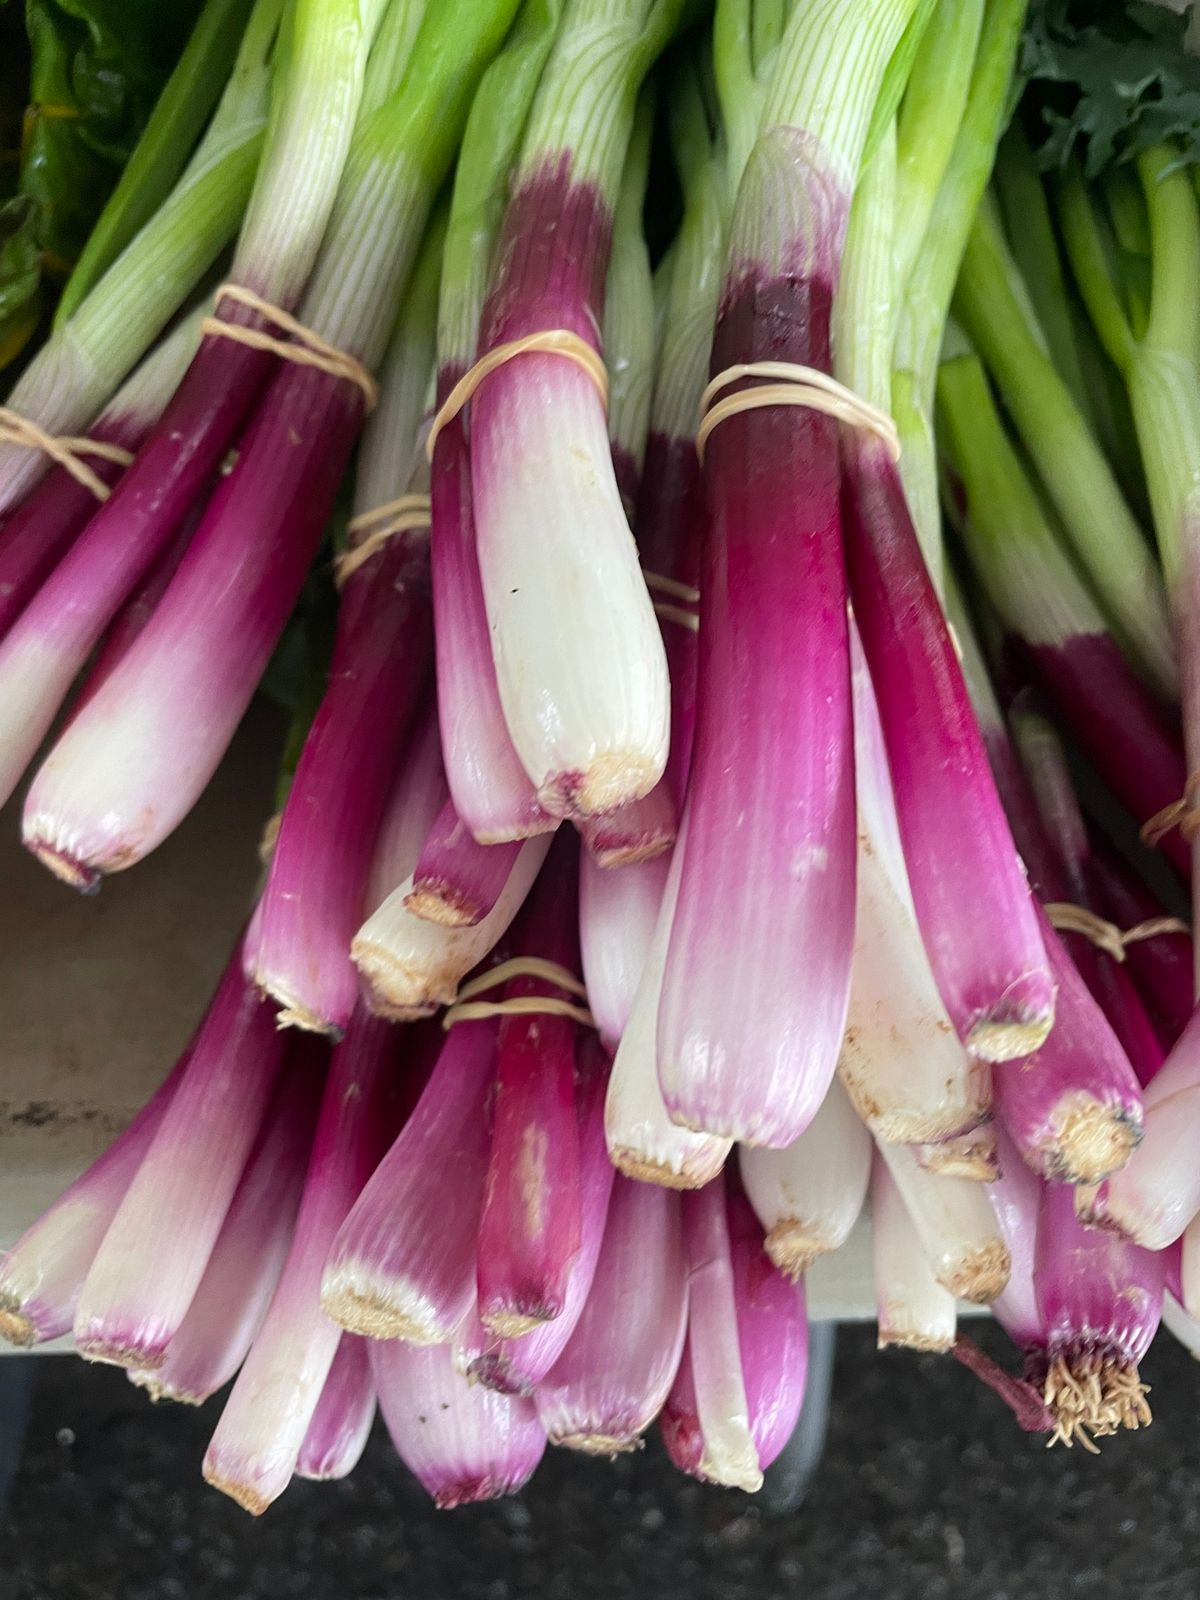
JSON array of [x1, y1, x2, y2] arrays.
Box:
[[1033, 1179, 1163, 1451], [836, 151, 1054, 1066], [469, 5, 674, 820], [126, 1043, 324, 1406], [535, 1174, 687, 1456], [460, 1034, 615, 1396], [739, 1075, 871, 1279], [661, 1175, 807, 1491], [202, 1009, 403, 1514], [579, 846, 668, 1052], [654, 0, 919, 1147], [476, 844, 585, 1337], [351, 834, 552, 1019], [912, 1125, 1000, 1183], [871, 1154, 957, 1354], [1091, 845, 1194, 1048], [21, 4, 512, 887], [0, 310, 201, 644], [373, 1338, 546, 1508], [321, 1019, 496, 1344], [875, 1139, 1010, 1306], [1083, 1085, 1200, 1250], [0, 1050, 187, 1348], [246, 221, 441, 1033], [0, 0, 384, 816], [296, 1336, 376, 1483], [606, 829, 732, 1187], [73, 942, 287, 1368], [841, 632, 991, 1143], [406, 799, 521, 928], [425, 4, 558, 845], [577, 783, 677, 870], [362, 702, 450, 918], [993, 911, 1144, 1186]]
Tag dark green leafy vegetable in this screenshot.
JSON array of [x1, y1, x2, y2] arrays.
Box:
[[1, 0, 203, 366], [1019, 0, 1200, 173]]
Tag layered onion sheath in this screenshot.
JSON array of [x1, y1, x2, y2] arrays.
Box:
[[841, 433, 1053, 1060], [657, 130, 857, 1147]]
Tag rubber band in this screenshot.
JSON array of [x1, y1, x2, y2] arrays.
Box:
[[696, 361, 901, 463], [1140, 772, 1200, 848], [1045, 902, 1190, 963], [201, 284, 379, 412], [653, 601, 700, 632], [333, 493, 432, 587], [442, 955, 593, 1030], [643, 569, 700, 604], [425, 330, 608, 461], [0, 407, 133, 501]]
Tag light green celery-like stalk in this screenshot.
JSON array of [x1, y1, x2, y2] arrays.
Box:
[[649, 62, 728, 442], [713, 0, 761, 187], [230, 0, 390, 302], [861, 0, 938, 170], [55, 0, 261, 327], [892, 0, 983, 293], [436, 0, 563, 370], [517, 0, 687, 196], [0, 0, 281, 509], [936, 348, 1110, 649], [604, 91, 656, 481], [834, 122, 896, 414], [360, 0, 428, 115], [354, 207, 446, 518], [890, 0, 1025, 579], [299, 0, 523, 366], [760, 0, 918, 196], [954, 201, 1175, 695], [751, 0, 786, 76]]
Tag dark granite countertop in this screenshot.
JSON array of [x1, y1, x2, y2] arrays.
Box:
[[4, 1320, 1199, 1600]]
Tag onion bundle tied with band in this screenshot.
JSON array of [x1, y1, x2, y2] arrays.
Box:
[[4, 0, 1200, 1514]]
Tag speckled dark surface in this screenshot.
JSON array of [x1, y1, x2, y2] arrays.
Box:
[[3, 1321, 1199, 1600]]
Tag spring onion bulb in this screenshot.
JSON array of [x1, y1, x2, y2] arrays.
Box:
[[875, 1139, 1010, 1305], [296, 1336, 376, 1483], [373, 1338, 546, 1508], [126, 1045, 324, 1405], [407, 801, 521, 928], [535, 1175, 687, 1454], [739, 1076, 871, 1279], [362, 704, 449, 918], [871, 1154, 957, 1353], [579, 847, 668, 1052], [912, 1125, 1000, 1182], [203, 1009, 403, 1514]]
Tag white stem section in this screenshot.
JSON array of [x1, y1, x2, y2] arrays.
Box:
[[362, 705, 448, 918], [1182, 1213, 1200, 1322], [473, 360, 669, 817], [1097, 1086, 1200, 1250], [606, 838, 732, 1187], [871, 1156, 957, 1353], [352, 834, 552, 1017], [841, 647, 991, 1142], [876, 1140, 1010, 1305], [739, 1076, 871, 1279], [580, 848, 668, 1052]]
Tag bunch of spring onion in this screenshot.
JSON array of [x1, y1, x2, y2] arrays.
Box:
[[5, 0, 1200, 1510]]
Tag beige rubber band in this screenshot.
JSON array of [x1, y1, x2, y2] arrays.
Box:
[[443, 955, 593, 1030], [0, 407, 133, 500], [654, 601, 700, 632], [1046, 902, 1190, 962], [1140, 772, 1200, 848], [201, 284, 379, 412], [643, 569, 700, 604], [425, 330, 609, 461], [334, 493, 432, 587], [696, 361, 901, 463]]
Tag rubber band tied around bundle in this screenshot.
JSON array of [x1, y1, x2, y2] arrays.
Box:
[[1140, 771, 1200, 849], [333, 493, 432, 587], [1045, 902, 1189, 964], [695, 361, 901, 463], [442, 956, 594, 1030], [643, 567, 700, 632], [0, 407, 133, 501], [425, 330, 608, 460], [201, 284, 379, 411]]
